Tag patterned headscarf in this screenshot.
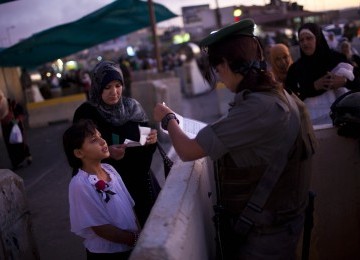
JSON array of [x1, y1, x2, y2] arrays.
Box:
[[88, 61, 148, 126]]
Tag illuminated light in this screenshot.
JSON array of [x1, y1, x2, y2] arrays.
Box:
[[65, 60, 78, 70], [180, 54, 187, 61], [172, 33, 191, 44], [233, 7, 242, 22], [46, 72, 51, 77], [30, 73, 41, 81], [56, 73, 62, 78], [183, 33, 190, 42], [127, 46, 135, 56], [97, 56, 102, 61], [56, 59, 64, 72], [56, 59, 63, 66], [233, 9, 242, 17], [188, 42, 201, 55]]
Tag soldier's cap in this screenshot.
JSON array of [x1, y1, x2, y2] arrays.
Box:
[[200, 18, 255, 47]]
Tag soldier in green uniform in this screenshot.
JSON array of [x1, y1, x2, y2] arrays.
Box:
[[153, 19, 316, 259]]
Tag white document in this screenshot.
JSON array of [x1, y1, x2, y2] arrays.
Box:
[[124, 126, 151, 147], [162, 112, 206, 138]]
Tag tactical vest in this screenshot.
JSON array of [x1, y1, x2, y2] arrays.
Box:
[[216, 92, 316, 226]]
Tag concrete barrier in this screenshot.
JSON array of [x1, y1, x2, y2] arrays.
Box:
[[309, 126, 360, 260], [26, 93, 86, 128], [130, 157, 217, 260], [132, 77, 183, 126], [0, 169, 39, 260]]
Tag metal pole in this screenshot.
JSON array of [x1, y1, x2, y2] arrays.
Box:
[[6, 25, 15, 46], [214, 0, 222, 28], [147, 0, 163, 72]]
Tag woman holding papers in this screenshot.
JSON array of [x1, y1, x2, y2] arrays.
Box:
[[73, 60, 158, 227], [154, 19, 316, 259]]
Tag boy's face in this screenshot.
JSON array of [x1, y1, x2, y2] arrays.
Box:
[[75, 129, 110, 161]]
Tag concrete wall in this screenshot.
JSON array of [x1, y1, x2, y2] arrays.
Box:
[[130, 157, 217, 260], [132, 77, 183, 126], [309, 126, 360, 260], [26, 93, 86, 128], [0, 169, 39, 260]]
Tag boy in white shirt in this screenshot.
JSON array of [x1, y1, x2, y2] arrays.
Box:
[[63, 119, 140, 259]]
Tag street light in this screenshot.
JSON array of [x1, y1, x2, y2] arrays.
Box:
[[6, 25, 15, 46], [233, 7, 242, 22]]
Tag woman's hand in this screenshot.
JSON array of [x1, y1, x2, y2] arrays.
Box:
[[314, 72, 347, 90], [329, 74, 347, 89], [146, 129, 158, 145], [153, 103, 173, 122], [109, 144, 127, 160]]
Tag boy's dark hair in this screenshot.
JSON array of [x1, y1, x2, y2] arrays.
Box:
[[63, 119, 97, 176]]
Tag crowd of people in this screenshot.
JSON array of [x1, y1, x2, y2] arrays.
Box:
[[1, 17, 359, 260], [267, 22, 360, 125]]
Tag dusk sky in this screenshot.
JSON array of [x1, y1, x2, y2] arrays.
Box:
[[0, 0, 358, 47]]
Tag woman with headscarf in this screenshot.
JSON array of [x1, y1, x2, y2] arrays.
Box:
[[154, 19, 316, 259], [0, 89, 32, 170], [340, 40, 360, 68], [269, 43, 293, 84], [285, 23, 360, 125], [73, 60, 158, 227]]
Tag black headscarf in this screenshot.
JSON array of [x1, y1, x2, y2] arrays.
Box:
[[285, 23, 348, 99], [298, 22, 331, 60]]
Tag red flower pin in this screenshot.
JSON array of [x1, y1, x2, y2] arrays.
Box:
[[94, 180, 116, 203], [95, 180, 106, 191]]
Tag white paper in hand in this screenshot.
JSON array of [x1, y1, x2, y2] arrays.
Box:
[[124, 126, 151, 147]]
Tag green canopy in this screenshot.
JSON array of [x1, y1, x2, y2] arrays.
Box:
[[0, 0, 17, 4], [0, 0, 177, 67]]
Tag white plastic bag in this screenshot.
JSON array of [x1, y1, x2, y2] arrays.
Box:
[[9, 122, 23, 144]]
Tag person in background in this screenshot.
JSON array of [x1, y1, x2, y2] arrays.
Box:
[[118, 57, 133, 98], [285, 23, 360, 125], [326, 32, 339, 50], [0, 89, 32, 170], [20, 68, 32, 91], [269, 43, 293, 84], [73, 61, 158, 227], [63, 119, 140, 260], [154, 19, 316, 259], [80, 70, 92, 100], [339, 40, 360, 68]]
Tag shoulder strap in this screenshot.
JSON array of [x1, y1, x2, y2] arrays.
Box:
[[157, 143, 173, 178], [234, 91, 301, 236]]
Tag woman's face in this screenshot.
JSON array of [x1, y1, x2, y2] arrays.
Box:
[[215, 60, 243, 93], [274, 52, 292, 73], [101, 80, 123, 105], [299, 31, 316, 56], [340, 42, 351, 56]]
